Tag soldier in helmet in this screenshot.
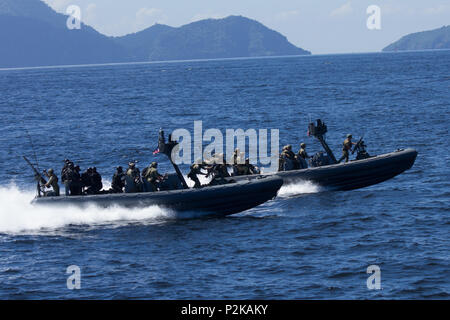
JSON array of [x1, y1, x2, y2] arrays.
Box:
[[110, 166, 125, 193], [143, 162, 164, 192], [125, 162, 141, 193], [297, 143, 309, 160], [338, 134, 357, 163], [296, 143, 309, 169], [281, 145, 298, 171], [187, 160, 206, 188], [44, 168, 60, 197]]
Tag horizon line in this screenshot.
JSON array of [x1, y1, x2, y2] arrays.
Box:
[[1, 49, 449, 72]]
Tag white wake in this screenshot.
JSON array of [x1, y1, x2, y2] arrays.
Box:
[[278, 180, 321, 197], [0, 183, 174, 234]]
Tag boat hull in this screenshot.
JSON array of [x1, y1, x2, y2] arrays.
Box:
[[235, 148, 418, 191], [32, 176, 284, 217]]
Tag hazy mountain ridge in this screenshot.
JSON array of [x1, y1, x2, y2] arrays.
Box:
[[114, 16, 310, 61], [383, 26, 450, 52], [0, 0, 129, 67], [0, 0, 310, 68]]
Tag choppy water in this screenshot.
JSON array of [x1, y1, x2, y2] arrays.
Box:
[[0, 51, 449, 299]]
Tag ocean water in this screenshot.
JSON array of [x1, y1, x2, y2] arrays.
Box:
[[0, 51, 449, 299]]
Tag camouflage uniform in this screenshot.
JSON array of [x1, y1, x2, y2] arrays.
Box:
[[44, 170, 60, 197], [126, 163, 141, 193], [143, 163, 162, 192], [281, 145, 297, 171], [297, 146, 309, 169], [298, 148, 308, 160], [338, 136, 355, 163]]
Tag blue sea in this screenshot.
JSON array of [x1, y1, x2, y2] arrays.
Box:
[[0, 51, 448, 299]]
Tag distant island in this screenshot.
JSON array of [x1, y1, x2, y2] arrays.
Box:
[[383, 26, 450, 52], [113, 16, 310, 62], [0, 0, 310, 68]]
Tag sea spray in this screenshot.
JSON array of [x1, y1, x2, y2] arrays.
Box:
[[0, 183, 174, 234], [278, 180, 321, 198]]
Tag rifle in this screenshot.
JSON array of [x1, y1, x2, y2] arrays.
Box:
[[352, 136, 364, 155], [23, 155, 47, 196]]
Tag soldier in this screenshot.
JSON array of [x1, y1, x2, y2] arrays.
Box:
[[64, 161, 76, 195], [281, 145, 298, 171], [297, 143, 309, 159], [234, 163, 249, 176], [206, 154, 230, 185], [234, 157, 257, 176], [143, 162, 164, 192], [110, 166, 125, 193], [71, 165, 83, 195], [126, 162, 140, 179], [297, 143, 309, 169], [90, 167, 103, 194], [81, 167, 93, 194], [44, 168, 60, 197], [61, 159, 72, 196], [217, 156, 230, 178], [187, 161, 206, 188], [125, 162, 141, 193], [233, 148, 243, 165], [245, 158, 260, 175], [338, 134, 357, 163]]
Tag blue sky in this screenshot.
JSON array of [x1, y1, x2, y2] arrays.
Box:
[[43, 0, 450, 54]]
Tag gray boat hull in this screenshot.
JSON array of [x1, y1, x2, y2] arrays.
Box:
[[234, 148, 418, 191], [32, 176, 283, 217]]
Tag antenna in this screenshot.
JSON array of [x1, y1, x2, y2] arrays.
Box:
[[25, 128, 41, 173]]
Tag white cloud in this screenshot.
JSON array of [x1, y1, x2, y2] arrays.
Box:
[[330, 2, 353, 17], [275, 10, 300, 21]]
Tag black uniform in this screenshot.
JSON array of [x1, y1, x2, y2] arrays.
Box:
[[187, 164, 203, 188], [71, 166, 83, 195], [111, 168, 125, 193], [90, 168, 103, 194]]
